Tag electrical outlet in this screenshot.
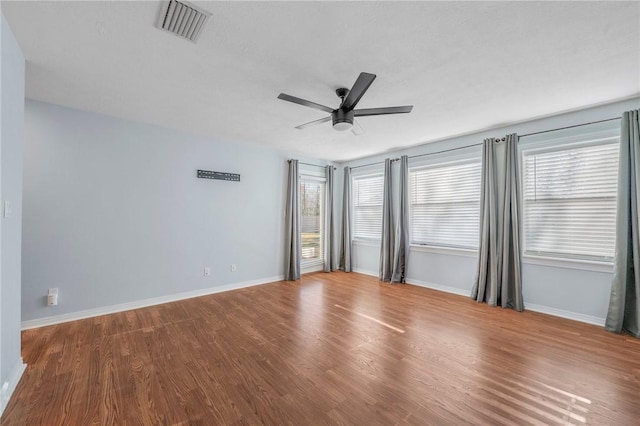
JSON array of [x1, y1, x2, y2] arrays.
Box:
[[231, 264, 237, 272], [47, 288, 58, 306], [3, 200, 11, 218], [204, 267, 211, 277]]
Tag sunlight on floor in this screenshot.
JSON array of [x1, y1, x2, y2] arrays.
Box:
[[479, 374, 591, 425], [334, 304, 405, 333]]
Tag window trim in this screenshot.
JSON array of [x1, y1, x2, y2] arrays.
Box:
[[352, 239, 379, 248], [522, 254, 614, 273], [518, 123, 620, 265], [409, 243, 478, 258]]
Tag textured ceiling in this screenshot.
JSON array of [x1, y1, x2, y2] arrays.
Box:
[[2, 1, 639, 162]]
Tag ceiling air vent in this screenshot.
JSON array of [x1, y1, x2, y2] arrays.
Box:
[[158, 0, 211, 43]]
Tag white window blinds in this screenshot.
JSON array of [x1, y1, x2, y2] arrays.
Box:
[[352, 174, 384, 240], [409, 160, 481, 249], [522, 139, 619, 262]]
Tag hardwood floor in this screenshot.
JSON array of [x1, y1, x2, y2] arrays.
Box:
[[2, 272, 640, 425]]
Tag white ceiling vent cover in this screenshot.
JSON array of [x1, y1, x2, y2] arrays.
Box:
[[158, 0, 211, 43]]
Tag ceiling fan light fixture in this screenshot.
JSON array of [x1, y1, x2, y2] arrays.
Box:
[[332, 109, 354, 131], [333, 121, 353, 131]]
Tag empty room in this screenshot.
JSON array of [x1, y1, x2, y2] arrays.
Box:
[[1, 1, 639, 424]]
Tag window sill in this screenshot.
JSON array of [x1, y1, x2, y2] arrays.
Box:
[[409, 244, 478, 258], [352, 239, 380, 248], [522, 254, 614, 273]]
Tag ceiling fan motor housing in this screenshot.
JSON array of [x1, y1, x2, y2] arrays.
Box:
[[332, 109, 354, 131]]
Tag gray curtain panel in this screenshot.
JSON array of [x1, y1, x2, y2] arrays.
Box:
[[339, 166, 352, 272], [284, 160, 301, 281], [471, 134, 524, 311], [380, 158, 395, 281], [391, 155, 409, 283], [606, 109, 640, 337], [323, 165, 337, 272]]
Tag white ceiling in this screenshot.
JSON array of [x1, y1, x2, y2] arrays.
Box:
[[2, 1, 639, 162]]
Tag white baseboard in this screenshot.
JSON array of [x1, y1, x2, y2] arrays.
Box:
[[352, 268, 378, 277], [406, 278, 471, 297], [385, 275, 607, 327], [21, 275, 284, 330], [21, 271, 608, 331], [351, 271, 470, 299], [0, 358, 26, 416], [526, 303, 605, 327]]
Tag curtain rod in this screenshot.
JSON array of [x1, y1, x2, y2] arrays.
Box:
[[518, 117, 620, 139], [289, 160, 336, 170], [349, 143, 482, 169], [349, 157, 400, 170], [408, 143, 482, 160], [347, 116, 622, 169]]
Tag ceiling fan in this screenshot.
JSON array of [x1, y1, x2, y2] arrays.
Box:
[[277, 72, 413, 135]]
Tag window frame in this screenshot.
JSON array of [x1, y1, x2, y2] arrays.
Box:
[[518, 123, 620, 269]]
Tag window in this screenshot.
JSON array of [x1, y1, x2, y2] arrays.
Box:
[[300, 176, 325, 266], [352, 174, 384, 240], [409, 160, 481, 249], [522, 138, 619, 262]]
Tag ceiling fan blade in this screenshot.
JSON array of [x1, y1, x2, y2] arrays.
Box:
[[351, 120, 365, 136], [354, 106, 413, 117], [295, 116, 332, 130], [278, 93, 334, 113], [341, 72, 376, 110]]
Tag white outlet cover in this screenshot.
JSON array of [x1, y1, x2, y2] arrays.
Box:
[[204, 267, 211, 277], [47, 293, 58, 306], [3, 200, 11, 218]]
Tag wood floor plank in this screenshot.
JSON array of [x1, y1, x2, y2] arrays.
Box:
[[2, 271, 640, 425]]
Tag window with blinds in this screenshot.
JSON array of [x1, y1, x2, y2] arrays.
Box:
[[300, 177, 325, 265], [409, 160, 481, 249], [352, 174, 384, 240], [522, 138, 619, 262]]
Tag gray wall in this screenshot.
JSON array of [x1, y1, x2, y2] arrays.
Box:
[[1, 13, 25, 402], [339, 97, 640, 324], [22, 99, 330, 322], [18, 82, 640, 326]]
